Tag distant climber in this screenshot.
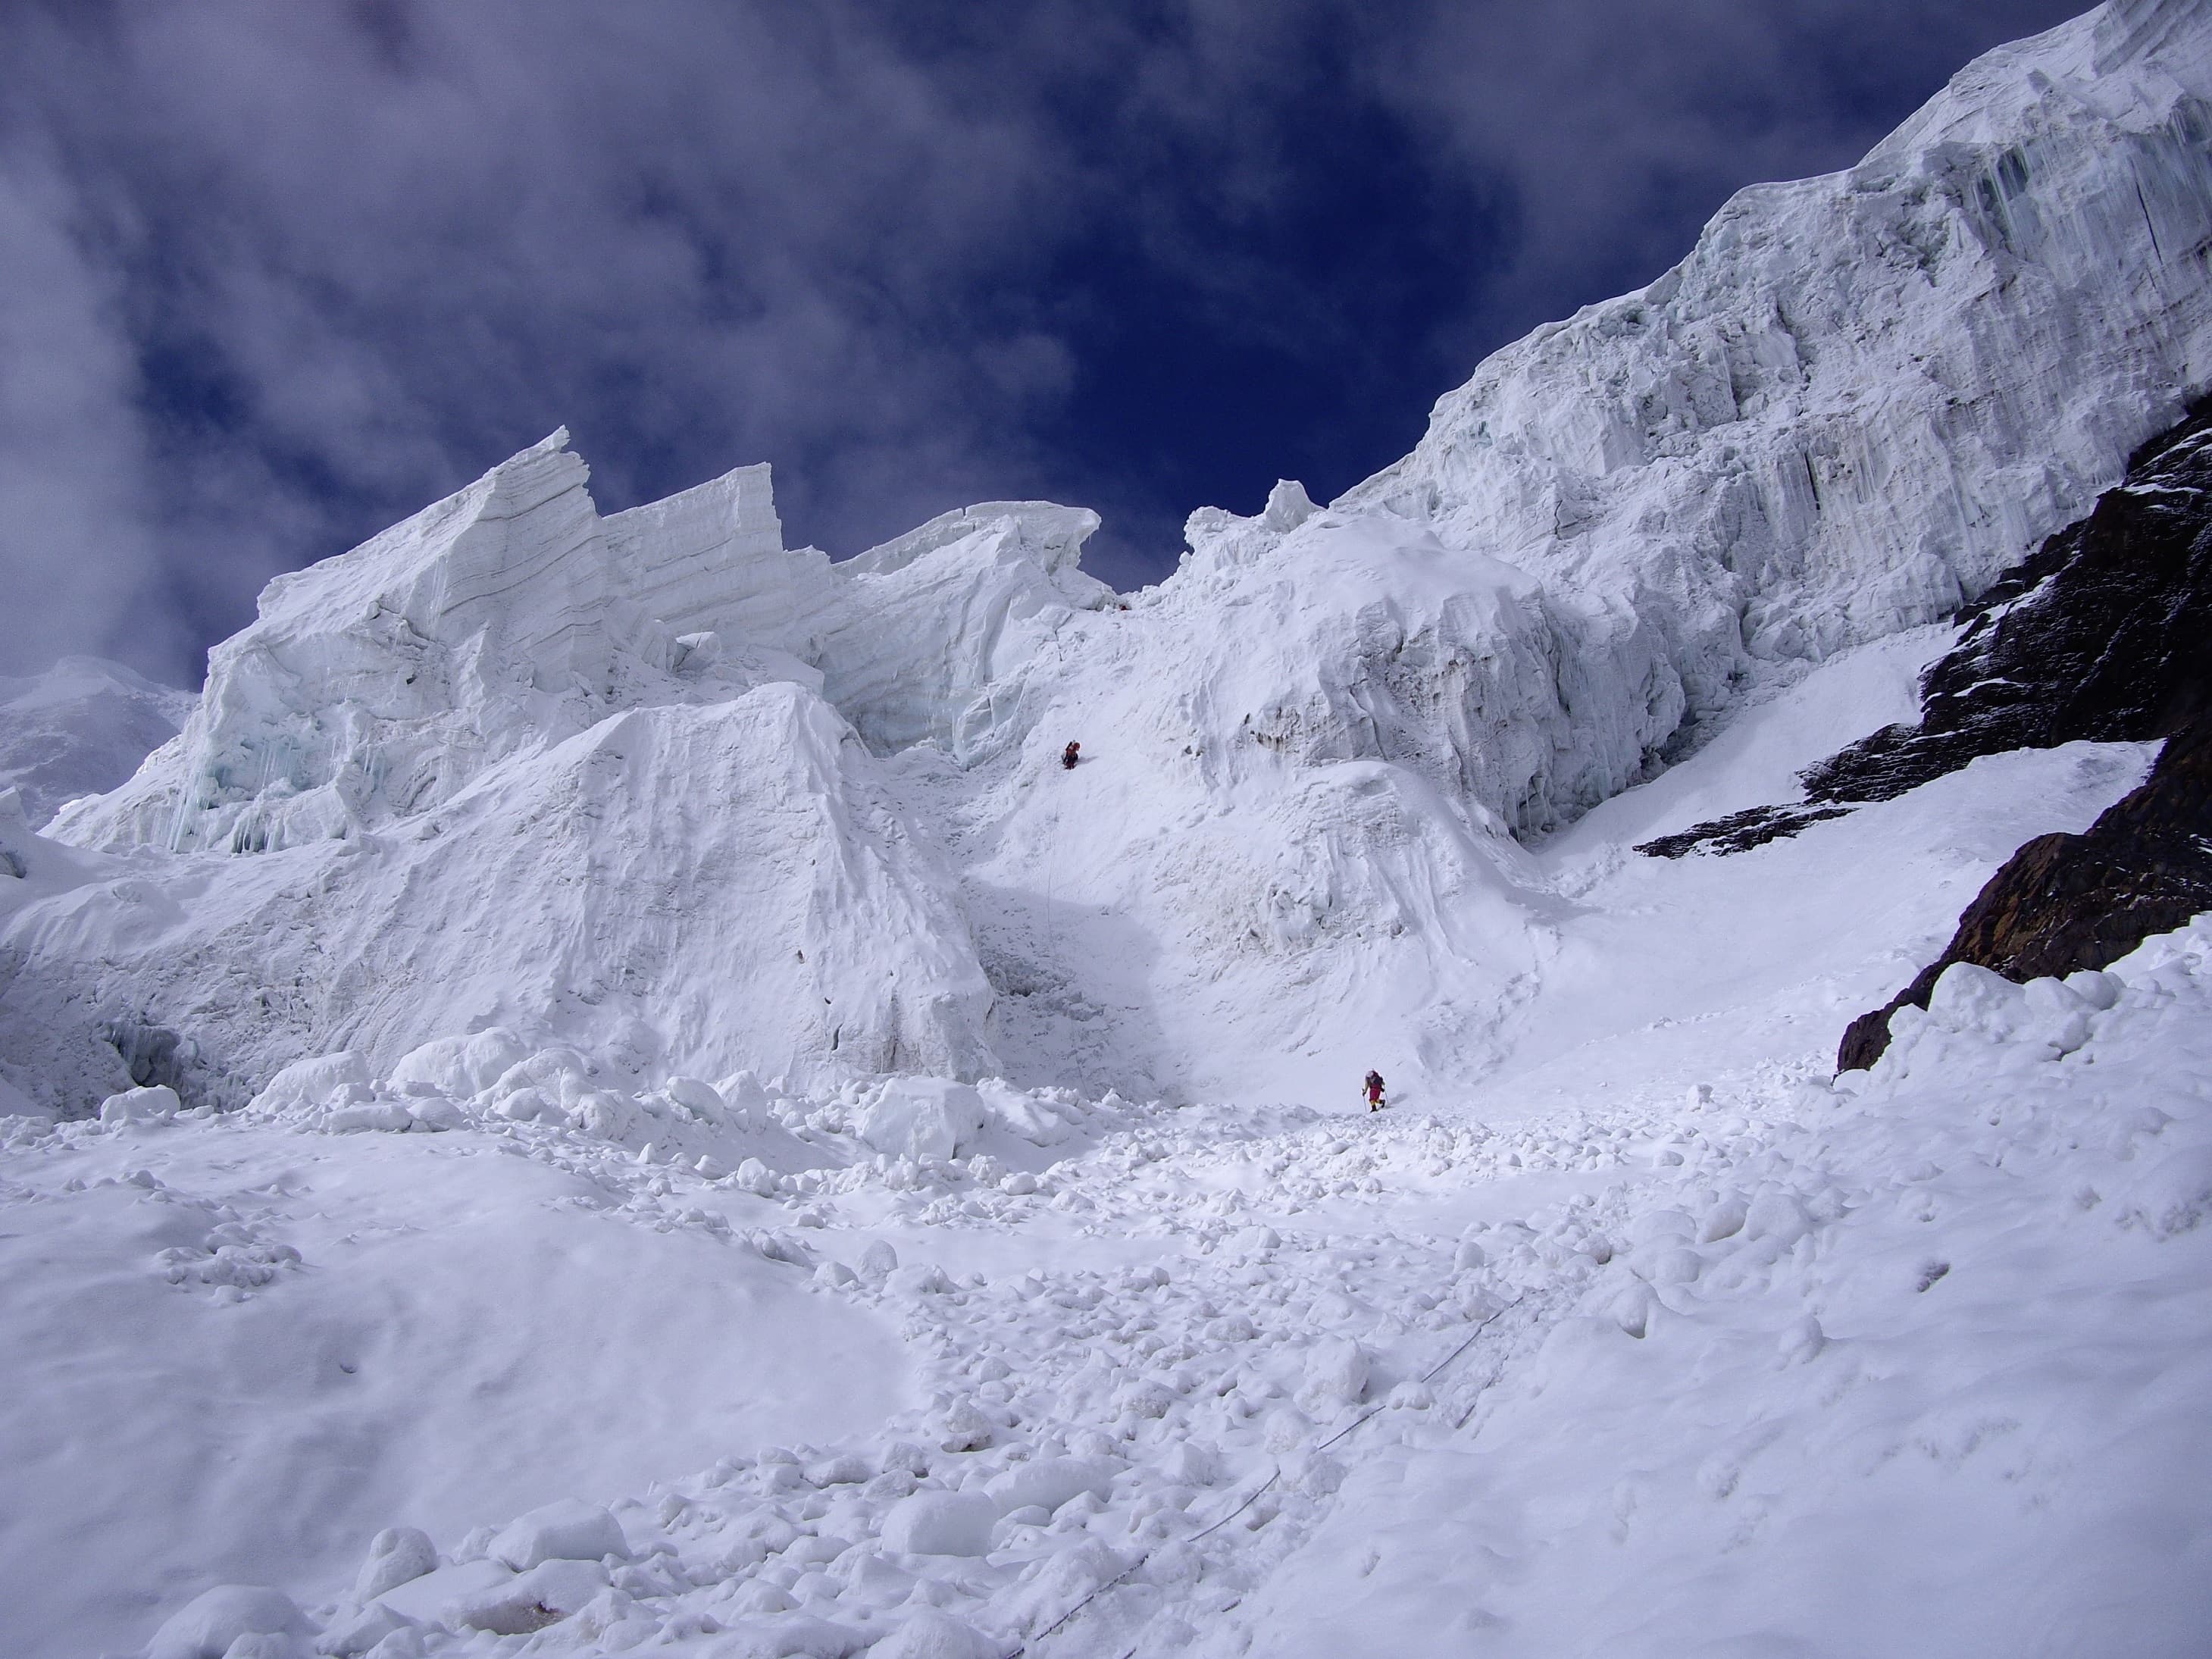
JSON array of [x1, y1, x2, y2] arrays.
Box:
[[1062, 740, 1081, 770], [1363, 1070, 1387, 1112]]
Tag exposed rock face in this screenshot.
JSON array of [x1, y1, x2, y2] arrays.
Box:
[[1807, 403, 2212, 790], [1837, 712, 2212, 1071], [1644, 396, 2212, 858]]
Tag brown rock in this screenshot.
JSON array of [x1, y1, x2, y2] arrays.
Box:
[[1838, 714, 2212, 1072]]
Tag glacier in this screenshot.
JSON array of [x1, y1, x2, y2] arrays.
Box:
[[16, 0, 2212, 1122]]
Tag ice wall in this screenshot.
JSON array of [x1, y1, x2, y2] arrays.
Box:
[[1169, 498, 1682, 834], [4, 686, 996, 1109], [821, 503, 1117, 758], [54, 431, 649, 856]]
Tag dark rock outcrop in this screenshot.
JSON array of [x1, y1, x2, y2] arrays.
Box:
[[1836, 712, 2212, 1071], [1642, 397, 2212, 859]]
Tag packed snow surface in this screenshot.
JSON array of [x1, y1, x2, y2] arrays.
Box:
[[1, 3, 2210, 1655]]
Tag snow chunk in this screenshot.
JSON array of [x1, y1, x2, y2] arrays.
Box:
[[1303, 1335, 1371, 1405], [250, 1053, 372, 1116], [1262, 478, 1319, 533], [1925, 963, 2030, 1041], [145, 1585, 307, 1659], [487, 1499, 628, 1570], [324, 1100, 414, 1134], [870, 1607, 1000, 1659], [2119, 1149, 2212, 1240], [2066, 969, 2123, 1011], [1779, 1314, 1829, 1366], [858, 1078, 986, 1162], [1158, 1441, 1219, 1487], [314, 1599, 412, 1657], [388, 1030, 528, 1099], [859, 1240, 900, 1281], [984, 1454, 1122, 1515], [880, 1491, 997, 1557], [369, 1559, 514, 1626], [450, 1557, 609, 1634], [100, 1085, 179, 1125], [352, 1526, 439, 1602], [662, 1075, 725, 1119], [975, 1078, 1075, 1147], [715, 1613, 871, 1657]]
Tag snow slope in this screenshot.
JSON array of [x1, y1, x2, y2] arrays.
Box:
[[0, 656, 192, 828]]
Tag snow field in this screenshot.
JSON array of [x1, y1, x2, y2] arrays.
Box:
[[34, 909, 2209, 1657], [1237, 938, 2212, 1659]]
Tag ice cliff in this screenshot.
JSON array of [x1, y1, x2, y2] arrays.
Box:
[[7, 0, 2212, 1115], [1342, 0, 2212, 790]]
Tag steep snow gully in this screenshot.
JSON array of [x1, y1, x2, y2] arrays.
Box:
[[4, 2, 2212, 1656]]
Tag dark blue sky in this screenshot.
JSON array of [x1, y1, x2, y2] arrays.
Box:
[[0, 0, 2082, 686]]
